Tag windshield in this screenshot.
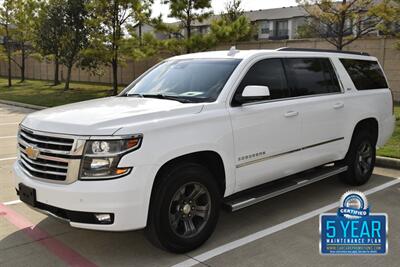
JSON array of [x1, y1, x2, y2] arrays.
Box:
[[122, 59, 241, 103]]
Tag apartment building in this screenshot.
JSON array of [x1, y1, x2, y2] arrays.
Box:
[[133, 6, 309, 40]]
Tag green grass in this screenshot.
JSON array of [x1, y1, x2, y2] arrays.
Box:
[[377, 105, 400, 159], [0, 78, 123, 107], [0, 78, 398, 158]]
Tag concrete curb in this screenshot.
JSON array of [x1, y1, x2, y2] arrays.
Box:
[[0, 100, 46, 110], [376, 156, 400, 170]]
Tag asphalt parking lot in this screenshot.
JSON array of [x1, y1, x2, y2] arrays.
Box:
[[0, 103, 399, 267]]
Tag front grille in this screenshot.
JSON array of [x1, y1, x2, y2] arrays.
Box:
[[18, 127, 80, 182], [19, 128, 74, 152]]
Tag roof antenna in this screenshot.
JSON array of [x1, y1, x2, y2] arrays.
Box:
[[228, 46, 239, 56]]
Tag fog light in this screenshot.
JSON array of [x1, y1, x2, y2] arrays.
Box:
[[95, 213, 112, 223], [90, 158, 111, 169]]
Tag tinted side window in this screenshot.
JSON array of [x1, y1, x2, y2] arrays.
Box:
[[321, 59, 341, 93], [340, 59, 388, 90], [284, 58, 341, 97], [234, 58, 289, 104]]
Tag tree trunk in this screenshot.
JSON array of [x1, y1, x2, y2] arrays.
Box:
[[64, 65, 72, 91], [54, 56, 60, 85], [20, 44, 25, 83], [139, 22, 142, 46], [111, 58, 118, 95], [186, 25, 191, 53], [337, 0, 347, 51], [5, 32, 12, 87], [187, 25, 191, 40], [7, 47, 11, 87], [111, 3, 119, 96]]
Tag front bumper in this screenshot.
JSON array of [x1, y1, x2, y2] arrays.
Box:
[[13, 161, 156, 231]]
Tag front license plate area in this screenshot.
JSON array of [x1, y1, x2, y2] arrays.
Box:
[[19, 183, 36, 207]]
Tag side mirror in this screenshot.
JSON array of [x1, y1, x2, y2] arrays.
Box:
[[235, 85, 270, 105]]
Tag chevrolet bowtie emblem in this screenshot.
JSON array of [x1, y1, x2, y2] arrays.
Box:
[[25, 145, 40, 160]]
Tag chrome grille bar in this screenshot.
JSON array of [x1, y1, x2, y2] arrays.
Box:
[[20, 159, 67, 177], [19, 146, 69, 163], [20, 128, 74, 144], [20, 131, 73, 147], [19, 138, 71, 155], [20, 153, 68, 170]]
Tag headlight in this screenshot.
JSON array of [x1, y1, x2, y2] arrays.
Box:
[[79, 135, 142, 180]]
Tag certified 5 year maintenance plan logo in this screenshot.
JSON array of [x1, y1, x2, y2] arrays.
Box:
[[320, 191, 388, 255]]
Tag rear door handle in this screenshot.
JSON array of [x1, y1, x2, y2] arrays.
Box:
[[284, 111, 299, 118], [333, 102, 344, 109]]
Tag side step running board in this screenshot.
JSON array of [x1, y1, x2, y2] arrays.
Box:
[[224, 165, 348, 212]]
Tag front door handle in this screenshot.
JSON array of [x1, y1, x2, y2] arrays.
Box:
[[284, 111, 299, 118], [333, 102, 344, 109]]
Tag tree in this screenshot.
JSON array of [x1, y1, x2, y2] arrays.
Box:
[[35, 0, 66, 85], [122, 31, 161, 59], [297, 0, 384, 50], [87, 0, 153, 95], [60, 0, 90, 90], [10, 0, 39, 83], [165, 0, 212, 52], [223, 0, 244, 22], [390, 0, 400, 49], [0, 0, 15, 87], [296, 23, 319, 39], [211, 16, 252, 45], [371, 0, 400, 38], [132, 0, 153, 45], [210, 0, 252, 45]]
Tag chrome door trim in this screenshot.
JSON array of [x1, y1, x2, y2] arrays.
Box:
[[236, 137, 345, 168]]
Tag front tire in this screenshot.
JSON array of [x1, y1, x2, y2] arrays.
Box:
[[339, 131, 376, 185], [145, 162, 220, 253]]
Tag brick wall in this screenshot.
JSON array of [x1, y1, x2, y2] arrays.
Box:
[[1, 37, 399, 101]]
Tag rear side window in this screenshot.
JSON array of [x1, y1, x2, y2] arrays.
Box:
[[234, 58, 289, 103], [340, 59, 388, 90], [284, 58, 341, 97]]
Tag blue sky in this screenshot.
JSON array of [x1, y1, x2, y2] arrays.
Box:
[[152, 0, 299, 22]]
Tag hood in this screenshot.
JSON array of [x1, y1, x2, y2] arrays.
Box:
[[21, 97, 204, 135]]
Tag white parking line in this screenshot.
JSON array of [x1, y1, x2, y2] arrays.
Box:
[[0, 136, 16, 139], [0, 122, 19, 125], [3, 200, 22, 206], [0, 157, 17, 161], [173, 178, 400, 267]]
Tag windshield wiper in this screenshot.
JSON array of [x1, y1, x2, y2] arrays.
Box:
[[141, 94, 195, 103], [125, 93, 144, 98]]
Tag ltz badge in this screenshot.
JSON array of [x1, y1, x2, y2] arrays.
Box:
[[320, 191, 388, 255]]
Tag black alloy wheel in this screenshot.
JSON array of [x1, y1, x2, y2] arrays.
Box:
[[169, 182, 212, 238], [145, 162, 220, 253]]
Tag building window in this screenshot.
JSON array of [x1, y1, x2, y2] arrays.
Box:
[[276, 20, 289, 37], [261, 27, 270, 34], [259, 21, 270, 35]]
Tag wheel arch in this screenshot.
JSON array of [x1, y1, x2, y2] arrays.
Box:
[[145, 150, 225, 252], [145, 150, 227, 229], [351, 117, 379, 146], [151, 151, 227, 198]]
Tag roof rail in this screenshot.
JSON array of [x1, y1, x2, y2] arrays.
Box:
[[276, 47, 370, 56]]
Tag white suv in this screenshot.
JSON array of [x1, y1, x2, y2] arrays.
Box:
[[14, 48, 395, 252]]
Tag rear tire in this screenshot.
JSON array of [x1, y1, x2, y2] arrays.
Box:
[[338, 131, 376, 185], [145, 162, 220, 253]]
